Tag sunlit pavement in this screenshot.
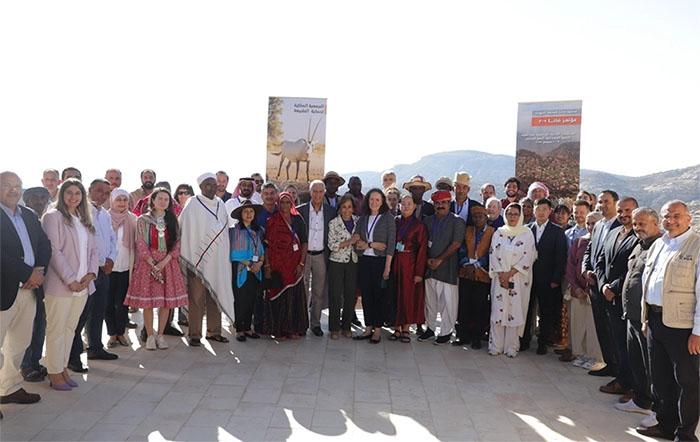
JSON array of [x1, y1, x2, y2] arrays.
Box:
[[1, 311, 696, 442]]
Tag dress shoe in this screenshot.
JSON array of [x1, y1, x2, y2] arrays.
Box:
[[471, 339, 482, 350], [599, 380, 626, 395], [536, 344, 548, 355], [635, 424, 673, 440], [558, 349, 575, 362], [311, 326, 324, 337], [87, 349, 119, 360], [67, 361, 88, 373], [49, 382, 72, 391], [588, 366, 615, 377], [434, 334, 451, 345], [163, 324, 184, 337], [189, 337, 201, 347], [21, 368, 46, 383], [126, 321, 137, 329], [417, 328, 435, 342], [236, 335, 247, 342], [451, 338, 465, 347], [0, 388, 41, 404]]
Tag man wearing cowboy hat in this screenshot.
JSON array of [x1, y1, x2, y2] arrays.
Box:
[[323, 171, 345, 211], [403, 175, 434, 220], [298, 180, 335, 337], [450, 172, 483, 226]]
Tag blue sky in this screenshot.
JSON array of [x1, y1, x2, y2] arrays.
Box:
[[1, 0, 698, 190]]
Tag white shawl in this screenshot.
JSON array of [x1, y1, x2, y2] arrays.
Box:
[[179, 195, 234, 322]]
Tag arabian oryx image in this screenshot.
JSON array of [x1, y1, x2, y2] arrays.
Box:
[[272, 116, 324, 181]]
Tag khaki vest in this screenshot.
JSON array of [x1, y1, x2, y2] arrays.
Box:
[[642, 231, 700, 329]]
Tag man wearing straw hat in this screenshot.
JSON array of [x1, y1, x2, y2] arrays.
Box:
[[323, 171, 345, 211], [450, 172, 483, 227]]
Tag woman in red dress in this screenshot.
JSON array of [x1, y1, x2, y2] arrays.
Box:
[[262, 192, 309, 340], [391, 193, 428, 343], [125, 188, 187, 350]]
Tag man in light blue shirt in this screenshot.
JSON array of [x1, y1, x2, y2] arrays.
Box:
[[565, 200, 591, 248]]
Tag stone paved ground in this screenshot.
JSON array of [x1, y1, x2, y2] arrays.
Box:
[[1, 312, 695, 441]]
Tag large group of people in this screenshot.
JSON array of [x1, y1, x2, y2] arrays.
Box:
[[0, 166, 698, 441]]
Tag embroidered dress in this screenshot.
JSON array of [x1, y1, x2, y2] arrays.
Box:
[[125, 215, 188, 309], [392, 215, 428, 325]]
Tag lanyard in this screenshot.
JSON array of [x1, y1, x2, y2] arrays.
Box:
[[282, 216, 300, 244], [197, 196, 219, 221], [244, 227, 259, 255], [454, 200, 466, 216], [344, 219, 355, 234], [397, 217, 416, 241], [367, 215, 380, 241]]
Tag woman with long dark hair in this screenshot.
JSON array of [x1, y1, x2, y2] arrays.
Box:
[[353, 188, 395, 343], [125, 187, 187, 350], [229, 200, 265, 342], [42, 178, 99, 390]]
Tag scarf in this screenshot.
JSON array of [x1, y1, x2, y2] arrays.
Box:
[[499, 204, 531, 237]]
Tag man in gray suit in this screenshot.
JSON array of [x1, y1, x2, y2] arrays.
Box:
[[298, 180, 334, 337]]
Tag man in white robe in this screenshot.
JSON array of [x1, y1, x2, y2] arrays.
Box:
[[179, 173, 234, 346]]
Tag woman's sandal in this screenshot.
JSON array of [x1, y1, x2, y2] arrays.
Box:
[[400, 332, 411, 343]]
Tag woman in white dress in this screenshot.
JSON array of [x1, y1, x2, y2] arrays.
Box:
[[488, 203, 537, 357]]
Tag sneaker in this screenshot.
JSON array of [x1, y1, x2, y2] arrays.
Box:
[[156, 335, 168, 349], [584, 361, 606, 371], [614, 399, 652, 415], [417, 328, 435, 342], [639, 412, 658, 428], [434, 335, 451, 345], [145, 335, 157, 350]]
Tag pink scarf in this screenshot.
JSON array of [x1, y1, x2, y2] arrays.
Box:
[[109, 208, 136, 249]]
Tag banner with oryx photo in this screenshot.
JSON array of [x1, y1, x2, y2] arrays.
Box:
[[266, 97, 327, 188], [515, 100, 582, 200]]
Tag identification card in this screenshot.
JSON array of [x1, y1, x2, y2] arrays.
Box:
[[396, 242, 405, 252], [252, 255, 259, 262], [292, 244, 299, 252], [428, 241, 433, 248]]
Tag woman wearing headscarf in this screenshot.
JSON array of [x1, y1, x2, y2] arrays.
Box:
[[105, 189, 137, 348], [485, 197, 505, 229], [229, 200, 265, 342], [488, 203, 537, 357], [42, 178, 99, 390], [262, 192, 309, 339], [125, 188, 188, 350], [390, 193, 428, 343]]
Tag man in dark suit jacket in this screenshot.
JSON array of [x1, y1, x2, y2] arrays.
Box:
[[596, 197, 640, 396], [582, 190, 622, 376], [523, 198, 568, 355], [0, 171, 51, 408], [297, 180, 334, 337]]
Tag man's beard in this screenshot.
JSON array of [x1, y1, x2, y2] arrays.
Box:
[[143, 181, 155, 190]]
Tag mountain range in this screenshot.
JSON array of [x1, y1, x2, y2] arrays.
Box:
[[342, 149, 700, 228]]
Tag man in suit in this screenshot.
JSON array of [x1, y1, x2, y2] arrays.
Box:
[[449, 172, 482, 226], [298, 180, 334, 337], [597, 197, 639, 396], [523, 198, 568, 355], [0, 171, 51, 409], [582, 190, 622, 376]]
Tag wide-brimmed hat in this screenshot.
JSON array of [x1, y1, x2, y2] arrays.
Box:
[[453, 172, 471, 187], [230, 200, 263, 220], [402, 175, 432, 191], [434, 176, 454, 191], [323, 171, 345, 186]]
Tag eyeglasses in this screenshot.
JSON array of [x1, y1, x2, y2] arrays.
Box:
[[177, 191, 192, 196]]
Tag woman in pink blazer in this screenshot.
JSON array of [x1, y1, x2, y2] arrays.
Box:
[[41, 179, 99, 391]]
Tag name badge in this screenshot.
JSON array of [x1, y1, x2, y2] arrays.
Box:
[[396, 242, 405, 252], [252, 255, 259, 262], [292, 244, 299, 252], [428, 241, 433, 248]]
